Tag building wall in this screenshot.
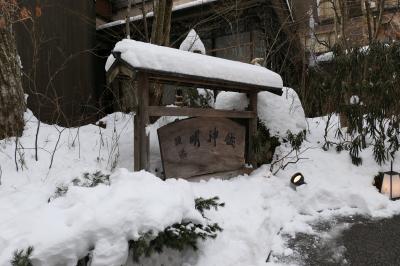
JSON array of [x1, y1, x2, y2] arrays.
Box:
[[16, 0, 99, 126], [111, 0, 195, 21], [304, 0, 400, 55]]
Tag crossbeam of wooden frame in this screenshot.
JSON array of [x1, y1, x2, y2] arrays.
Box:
[[148, 106, 256, 118], [147, 72, 282, 95]]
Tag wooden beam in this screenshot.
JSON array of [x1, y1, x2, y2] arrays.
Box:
[[247, 93, 258, 167], [134, 72, 150, 171], [148, 72, 283, 95], [148, 106, 257, 118]]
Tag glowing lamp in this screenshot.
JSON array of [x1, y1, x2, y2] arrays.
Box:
[[290, 172, 306, 190], [380, 163, 400, 200], [375, 162, 400, 200]]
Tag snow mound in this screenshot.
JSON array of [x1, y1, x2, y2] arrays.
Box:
[[215, 91, 249, 111], [0, 169, 203, 266], [179, 29, 206, 54], [215, 88, 307, 137], [2, 109, 400, 265]]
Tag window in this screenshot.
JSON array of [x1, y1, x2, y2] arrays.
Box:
[[318, 0, 335, 23], [347, 0, 363, 17]]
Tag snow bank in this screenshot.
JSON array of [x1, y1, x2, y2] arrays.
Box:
[[105, 39, 283, 89], [215, 88, 307, 137], [2, 110, 400, 266], [0, 111, 204, 266], [1, 170, 202, 266]]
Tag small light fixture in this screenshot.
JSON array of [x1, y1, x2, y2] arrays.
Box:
[[290, 172, 306, 190], [380, 162, 400, 200]]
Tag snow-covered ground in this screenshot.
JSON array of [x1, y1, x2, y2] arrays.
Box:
[[1, 107, 400, 266]]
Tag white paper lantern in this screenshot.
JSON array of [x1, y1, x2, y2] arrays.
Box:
[[381, 171, 400, 200]]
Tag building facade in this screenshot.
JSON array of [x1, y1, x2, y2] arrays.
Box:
[[304, 0, 400, 55]]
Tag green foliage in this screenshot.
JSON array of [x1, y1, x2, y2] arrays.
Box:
[[129, 197, 224, 262], [49, 171, 110, 202], [129, 222, 222, 262], [11, 247, 33, 266], [253, 120, 281, 166], [72, 171, 110, 187], [181, 88, 213, 108], [287, 130, 306, 152], [373, 172, 384, 192], [195, 196, 225, 217], [305, 42, 400, 166]]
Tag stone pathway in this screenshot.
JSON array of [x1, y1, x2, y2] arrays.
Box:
[[277, 215, 400, 265]]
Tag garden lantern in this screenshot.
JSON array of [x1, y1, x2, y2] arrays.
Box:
[[380, 162, 400, 200], [290, 172, 306, 190]]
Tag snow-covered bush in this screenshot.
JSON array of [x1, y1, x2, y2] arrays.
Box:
[[129, 197, 224, 263], [11, 247, 33, 266], [48, 171, 110, 202], [215, 88, 307, 166], [215, 88, 307, 139]]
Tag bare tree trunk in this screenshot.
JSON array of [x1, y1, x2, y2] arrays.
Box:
[[141, 0, 149, 42], [0, 3, 26, 139], [365, 0, 373, 44], [374, 0, 386, 40], [162, 0, 173, 46], [151, 0, 166, 45], [126, 0, 132, 39], [149, 0, 173, 109]]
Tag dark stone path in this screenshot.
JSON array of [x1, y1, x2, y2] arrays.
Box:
[[342, 215, 400, 266], [277, 215, 400, 266]]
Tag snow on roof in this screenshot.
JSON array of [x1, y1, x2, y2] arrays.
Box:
[[106, 39, 283, 89], [97, 0, 218, 31], [179, 29, 206, 54]]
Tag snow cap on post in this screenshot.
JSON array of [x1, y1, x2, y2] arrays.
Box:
[[179, 29, 206, 55]]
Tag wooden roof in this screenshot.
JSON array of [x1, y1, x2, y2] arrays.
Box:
[[106, 40, 283, 95]]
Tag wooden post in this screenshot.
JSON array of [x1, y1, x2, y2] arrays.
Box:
[[134, 72, 150, 171], [248, 92, 258, 167]]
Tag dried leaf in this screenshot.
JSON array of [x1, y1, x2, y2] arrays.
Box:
[[19, 6, 31, 20], [35, 5, 41, 17]]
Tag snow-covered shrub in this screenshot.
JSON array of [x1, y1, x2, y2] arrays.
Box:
[[181, 87, 214, 108], [11, 247, 33, 266], [252, 121, 281, 165], [72, 171, 111, 187], [49, 171, 110, 202], [287, 130, 306, 152], [48, 185, 69, 202], [129, 197, 224, 263], [215, 88, 307, 166], [194, 196, 225, 217], [215, 88, 307, 139], [269, 130, 307, 174]]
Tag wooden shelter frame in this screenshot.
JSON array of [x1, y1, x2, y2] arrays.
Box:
[[107, 51, 283, 174]]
